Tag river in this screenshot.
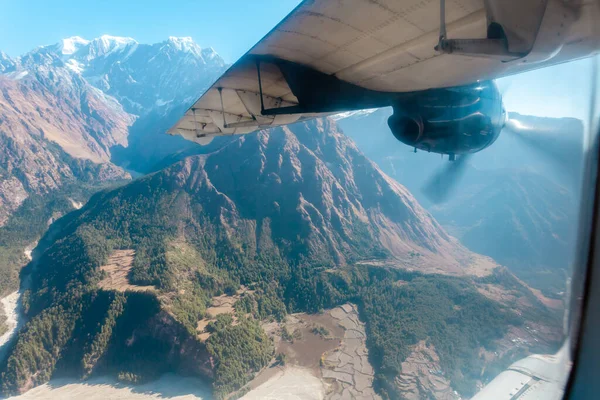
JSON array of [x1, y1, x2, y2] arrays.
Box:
[[0, 245, 34, 362]]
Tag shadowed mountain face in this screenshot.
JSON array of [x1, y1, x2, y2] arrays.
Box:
[[337, 108, 584, 294], [55, 119, 465, 269], [432, 171, 577, 292]]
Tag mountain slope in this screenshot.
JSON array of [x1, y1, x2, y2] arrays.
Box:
[[0, 34, 227, 220], [433, 171, 577, 293], [0, 53, 133, 227], [0, 119, 557, 399], [0, 52, 16, 73], [43, 118, 473, 272]]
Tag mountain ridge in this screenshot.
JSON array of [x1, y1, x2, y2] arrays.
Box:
[[0, 35, 227, 225]]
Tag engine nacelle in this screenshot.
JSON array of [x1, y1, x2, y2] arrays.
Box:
[[387, 81, 505, 156]]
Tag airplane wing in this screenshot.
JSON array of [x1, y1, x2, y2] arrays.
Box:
[[169, 0, 600, 144]]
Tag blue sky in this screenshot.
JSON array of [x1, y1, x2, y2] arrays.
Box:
[[0, 0, 301, 62], [500, 58, 597, 124]]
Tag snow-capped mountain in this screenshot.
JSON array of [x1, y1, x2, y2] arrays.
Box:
[[53, 36, 91, 55], [29, 35, 227, 116], [0, 35, 228, 225]]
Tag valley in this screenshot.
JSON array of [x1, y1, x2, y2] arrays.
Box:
[[0, 34, 226, 331], [0, 121, 563, 399]]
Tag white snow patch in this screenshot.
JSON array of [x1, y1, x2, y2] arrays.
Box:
[[59, 36, 90, 55], [65, 59, 85, 74], [122, 42, 139, 60], [201, 47, 219, 59], [168, 36, 194, 49], [98, 35, 138, 47], [5, 70, 29, 80], [330, 108, 379, 121], [166, 37, 203, 57], [87, 35, 138, 59]]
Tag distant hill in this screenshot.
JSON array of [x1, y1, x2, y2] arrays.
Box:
[[337, 108, 584, 295], [432, 170, 577, 294]]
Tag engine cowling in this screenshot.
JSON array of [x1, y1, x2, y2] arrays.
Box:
[[387, 81, 505, 156]]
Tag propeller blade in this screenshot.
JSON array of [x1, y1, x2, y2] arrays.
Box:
[[422, 154, 473, 204]]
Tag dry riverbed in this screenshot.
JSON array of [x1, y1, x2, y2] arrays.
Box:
[[1, 374, 212, 400]]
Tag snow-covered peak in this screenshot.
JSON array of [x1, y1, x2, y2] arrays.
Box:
[[59, 36, 90, 55], [330, 108, 380, 121], [12, 34, 227, 115], [167, 36, 194, 47], [84, 35, 138, 59], [97, 35, 137, 47], [165, 36, 202, 55], [0, 51, 13, 61]]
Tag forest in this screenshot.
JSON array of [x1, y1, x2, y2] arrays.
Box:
[[0, 169, 560, 399]]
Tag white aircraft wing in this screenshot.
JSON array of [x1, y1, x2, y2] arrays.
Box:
[[169, 0, 600, 144]]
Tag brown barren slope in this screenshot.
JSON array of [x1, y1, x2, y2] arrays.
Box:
[[98, 250, 155, 292]]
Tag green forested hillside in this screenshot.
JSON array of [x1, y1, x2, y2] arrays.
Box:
[[359, 273, 521, 397], [0, 123, 562, 399], [0, 182, 128, 299]]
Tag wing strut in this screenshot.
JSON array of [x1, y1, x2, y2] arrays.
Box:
[[218, 87, 228, 132], [192, 108, 207, 138], [256, 59, 266, 114], [435, 0, 524, 60]]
